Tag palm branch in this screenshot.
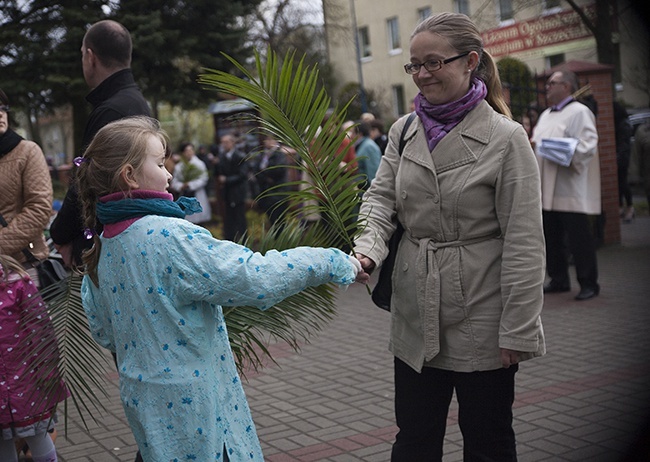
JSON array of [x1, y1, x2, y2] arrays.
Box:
[[199, 48, 368, 373]]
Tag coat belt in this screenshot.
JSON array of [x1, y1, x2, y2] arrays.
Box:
[[406, 232, 501, 361]]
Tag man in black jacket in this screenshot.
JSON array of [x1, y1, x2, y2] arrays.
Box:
[[50, 20, 150, 267], [215, 133, 249, 241]]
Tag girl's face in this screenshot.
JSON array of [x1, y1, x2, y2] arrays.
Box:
[[133, 135, 172, 192], [409, 31, 475, 105]]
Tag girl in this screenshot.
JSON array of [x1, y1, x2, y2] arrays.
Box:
[[76, 116, 365, 461], [0, 254, 67, 462]]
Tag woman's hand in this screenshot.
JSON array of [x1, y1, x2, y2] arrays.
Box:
[[500, 348, 520, 368], [354, 253, 376, 277]]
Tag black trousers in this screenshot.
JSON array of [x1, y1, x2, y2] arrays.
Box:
[[223, 202, 247, 242], [391, 358, 518, 462], [542, 210, 599, 290]]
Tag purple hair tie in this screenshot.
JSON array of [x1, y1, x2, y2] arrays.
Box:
[[73, 156, 88, 167], [83, 228, 95, 240]]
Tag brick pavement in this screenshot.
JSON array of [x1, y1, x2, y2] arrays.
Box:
[[50, 215, 650, 461]]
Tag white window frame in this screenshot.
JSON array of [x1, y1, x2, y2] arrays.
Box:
[[358, 26, 372, 59], [387, 17, 401, 54], [498, 0, 514, 24], [454, 0, 470, 16], [418, 7, 432, 23]]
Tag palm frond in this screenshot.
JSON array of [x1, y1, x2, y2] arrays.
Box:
[[199, 49, 368, 375], [199, 48, 365, 250], [20, 273, 112, 431]]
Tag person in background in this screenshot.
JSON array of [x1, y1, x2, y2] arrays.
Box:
[[0, 89, 52, 284], [253, 134, 289, 228], [170, 142, 212, 225], [531, 70, 600, 301], [215, 133, 249, 241], [370, 119, 388, 155], [0, 254, 68, 462], [46, 20, 150, 462], [75, 116, 365, 461], [50, 19, 150, 268], [354, 13, 545, 461], [613, 101, 634, 222], [352, 120, 382, 189]]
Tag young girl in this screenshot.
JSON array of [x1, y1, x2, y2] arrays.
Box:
[[76, 116, 365, 461], [0, 254, 67, 462]]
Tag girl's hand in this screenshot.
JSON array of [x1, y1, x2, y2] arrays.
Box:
[[500, 348, 520, 368]]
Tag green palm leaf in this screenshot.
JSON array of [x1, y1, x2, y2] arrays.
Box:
[[199, 48, 368, 373], [20, 273, 112, 432]]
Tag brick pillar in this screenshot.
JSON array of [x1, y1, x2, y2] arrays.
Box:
[[538, 61, 620, 245]]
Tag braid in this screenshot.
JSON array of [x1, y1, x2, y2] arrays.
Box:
[[75, 170, 102, 287]]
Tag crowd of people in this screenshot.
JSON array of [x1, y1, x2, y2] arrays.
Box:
[[1, 11, 650, 462]]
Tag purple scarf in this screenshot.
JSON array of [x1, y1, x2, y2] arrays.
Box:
[[414, 77, 487, 152]]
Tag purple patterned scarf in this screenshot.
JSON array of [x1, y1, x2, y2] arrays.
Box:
[[414, 77, 487, 152]]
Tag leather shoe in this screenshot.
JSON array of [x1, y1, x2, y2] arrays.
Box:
[[543, 283, 570, 293], [574, 286, 600, 301]]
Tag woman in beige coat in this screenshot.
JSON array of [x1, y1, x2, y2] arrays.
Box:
[[354, 13, 545, 461], [0, 89, 53, 283]]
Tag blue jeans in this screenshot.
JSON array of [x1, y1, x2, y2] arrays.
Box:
[[391, 358, 518, 462]]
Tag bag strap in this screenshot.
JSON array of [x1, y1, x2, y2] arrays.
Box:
[[0, 211, 40, 263], [398, 112, 417, 157]]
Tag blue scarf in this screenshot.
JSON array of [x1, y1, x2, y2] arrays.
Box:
[[414, 77, 487, 152], [96, 195, 202, 225]]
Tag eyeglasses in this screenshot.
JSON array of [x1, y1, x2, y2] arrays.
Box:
[[404, 52, 470, 75], [0, 105, 9, 114]]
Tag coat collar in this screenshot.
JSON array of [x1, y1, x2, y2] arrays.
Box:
[[402, 101, 494, 173]]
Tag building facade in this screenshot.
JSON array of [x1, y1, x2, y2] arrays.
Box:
[[323, 0, 649, 122]]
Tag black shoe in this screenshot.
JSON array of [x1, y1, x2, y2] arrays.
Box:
[[543, 283, 570, 293], [575, 285, 600, 301]]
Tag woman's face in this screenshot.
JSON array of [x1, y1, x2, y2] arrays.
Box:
[[409, 31, 475, 105], [181, 144, 195, 161], [0, 105, 8, 136]]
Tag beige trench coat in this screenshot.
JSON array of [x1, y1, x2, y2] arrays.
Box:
[[355, 101, 546, 373]]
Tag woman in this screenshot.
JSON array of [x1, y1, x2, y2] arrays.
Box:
[[354, 13, 546, 461], [0, 88, 53, 283], [170, 141, 212, 225]]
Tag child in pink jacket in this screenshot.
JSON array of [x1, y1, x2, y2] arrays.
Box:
[[0, 254, 68, 462]]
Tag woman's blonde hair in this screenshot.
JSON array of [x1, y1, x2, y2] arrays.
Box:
[[412, 12, 512, 118], [76, 116, 171, 286], [0, 254, 28, 282]]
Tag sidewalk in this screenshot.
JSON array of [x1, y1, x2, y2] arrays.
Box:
[[53, 216, 650, 461]]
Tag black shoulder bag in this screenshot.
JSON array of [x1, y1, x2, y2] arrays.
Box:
[[0, 212, 68, 290], [371, 112, 417, 311]]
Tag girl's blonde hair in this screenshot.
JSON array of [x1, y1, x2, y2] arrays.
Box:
[[0, 254, 28, 282], [76, 116, 171, 287], [412, 12, 512, 118]]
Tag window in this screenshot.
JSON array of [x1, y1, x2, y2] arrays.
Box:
[[418, 7, 432, 22], [392, 84, 406, 117], [544, 0, 561, 9], [358, 26, 371, 58], [455, 0, 470, 16], [499, 0, 513, 21], [387, 17, 401, 52], [547, 53, 565, 68]]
